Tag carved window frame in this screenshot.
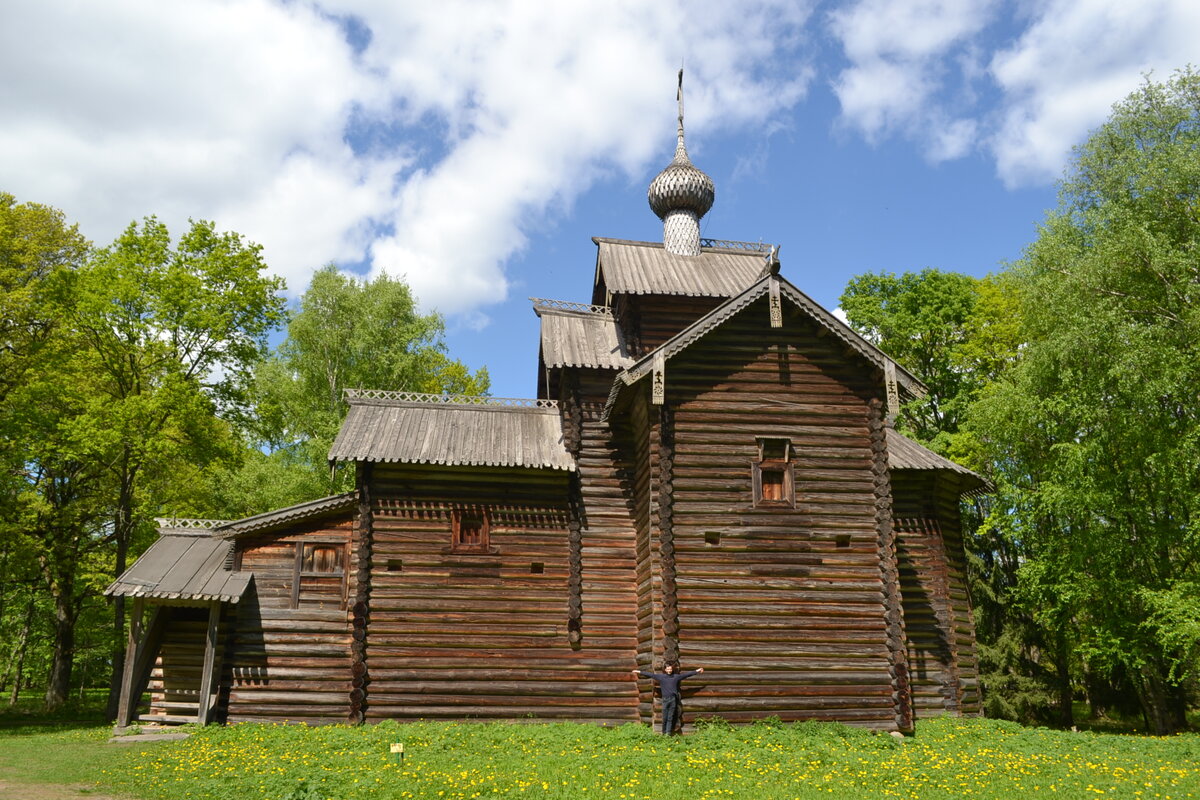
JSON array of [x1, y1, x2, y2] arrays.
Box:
[[451, 508, 494, 553], [752, 436, 795, 508]]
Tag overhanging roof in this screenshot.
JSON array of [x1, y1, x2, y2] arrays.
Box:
[[105, 524, 249, 604], [329, 390, 575, 471], [592, 238, 768, 300], [533, 299, 633, 370], [886, 429, 988, 493], [216, 492, 358, 538]]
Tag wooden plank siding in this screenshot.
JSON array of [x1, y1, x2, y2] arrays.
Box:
[[892, 471, 981, 716], [648, 297, 905, 729], [363, 461, 640, 724], [224, 515, 356, 724], [144, 606, 228, 724]]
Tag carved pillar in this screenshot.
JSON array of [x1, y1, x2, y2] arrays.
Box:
[[869, 398, 913, 733], [348, 462, 373, 724], [658, 404, 680, 665], [563, 377, 585, 647]]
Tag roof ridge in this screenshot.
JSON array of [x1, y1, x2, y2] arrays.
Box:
[[344, 388, 558, 409]]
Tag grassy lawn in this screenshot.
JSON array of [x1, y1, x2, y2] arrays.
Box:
[[1, 716, 1197, 800]]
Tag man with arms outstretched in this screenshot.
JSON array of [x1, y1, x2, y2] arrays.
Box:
[[631, 662, 704, 735]]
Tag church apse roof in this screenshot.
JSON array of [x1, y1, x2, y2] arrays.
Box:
[[329, 390, 575, 472]]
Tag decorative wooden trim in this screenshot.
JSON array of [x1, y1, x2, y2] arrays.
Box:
[[869, 397, 913, 733], [651, 352, 665, 405], [563, 377, 585, 647], [768, 276, 783, 328], [348, 462, 373, 725], [885, 361, 900, 422], [658, 404, 680, 664]]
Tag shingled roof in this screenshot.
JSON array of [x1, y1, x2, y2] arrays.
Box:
[[217, 492, 358, 538], [533, 299, 633, 370], [886, 429, 988, 492], [591, 238, 768, 301], [105, 523, 250, 604], [329, 390, 575, 471]]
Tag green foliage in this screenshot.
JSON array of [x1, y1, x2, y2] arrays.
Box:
[[839, 269, 1020, 452], [0, 718, 1179, 800], [965, 67, 1200, 733], [210, 265, 489, 517]]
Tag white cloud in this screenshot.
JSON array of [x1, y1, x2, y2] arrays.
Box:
[[0, 0, 816, 314], [828, 0, 996, 160], [989, 0, 1200, 186]]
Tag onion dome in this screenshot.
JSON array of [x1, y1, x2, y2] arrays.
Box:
[[648, 70, 714, 256], [647, 72, 715, 219]]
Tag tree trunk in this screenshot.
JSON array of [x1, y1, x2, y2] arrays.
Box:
[[1053, 631, 1074, 728], [1135, 663, 1176, 735], [5, 594, 36, 705], [105, 464, 136, 721], [45, 582, 76, 710]]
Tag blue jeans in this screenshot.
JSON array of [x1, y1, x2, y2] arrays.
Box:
[[661, 695, 680, 734]]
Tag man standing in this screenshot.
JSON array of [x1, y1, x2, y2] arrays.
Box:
[[631, 662, 705, 735]]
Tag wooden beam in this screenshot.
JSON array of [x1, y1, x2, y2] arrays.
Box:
[[117, 604, 166, 727], [196, 601, 221, 725], [116, 597, 144, 728]]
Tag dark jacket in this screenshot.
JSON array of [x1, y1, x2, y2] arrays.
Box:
[[637, 670, 700, 699]]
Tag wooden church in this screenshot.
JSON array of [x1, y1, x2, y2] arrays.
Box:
[[108, 77, 985, 733]]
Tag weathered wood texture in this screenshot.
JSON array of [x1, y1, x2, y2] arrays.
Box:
[[144, 606, 229, 724], [649, 298, 904, 729], [364, 456, 640, 724], [892, 471, 981, 716], [223, 515, 356, 723], [617, 295, 724, 357]]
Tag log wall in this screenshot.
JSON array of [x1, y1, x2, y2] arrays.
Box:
[[892, 471, 981, 716], [652, 297, 903, 728], [224, 515, 356, 724], [364, 459, 639, 724]]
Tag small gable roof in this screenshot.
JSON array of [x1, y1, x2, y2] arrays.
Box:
[[886, 428, 988, 493], [105, 522, 250, 604], [533, 299, 633, 370], [591, 238, 768, 301], [603, 273, 926, 419], [329, 390, 575, 472], [217, 492, 358, 538]]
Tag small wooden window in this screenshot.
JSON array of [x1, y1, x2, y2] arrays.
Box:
[[291, 541, 347, 609], [302, 544, 343, 573], [753, 436, 795, 508], [452, 508, 491, 552]]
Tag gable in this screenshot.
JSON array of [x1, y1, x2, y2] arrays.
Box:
[[603, 273, 925, 420]]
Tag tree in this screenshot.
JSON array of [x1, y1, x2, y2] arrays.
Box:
[[210, 265, 489, 517], [966, 68, 1200, 733], [2, 209, 286, 709], [839, 269, 1018, 452]]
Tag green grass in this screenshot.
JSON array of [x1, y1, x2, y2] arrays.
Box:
[[1, 717, 1198, 800]]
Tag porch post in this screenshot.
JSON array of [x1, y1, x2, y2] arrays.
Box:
[[196, 601, 221, 724]]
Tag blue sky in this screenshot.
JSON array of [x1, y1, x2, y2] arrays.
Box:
[[3, 1, 1196, 398]]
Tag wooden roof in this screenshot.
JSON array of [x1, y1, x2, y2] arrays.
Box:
[[329, 390, 575, 471], [217, 492, 357, 537], [533, 300, 633, 370], [591, 238, 766, 300], [105, 525, 249, 604], [886, 428, 987, 490], [603, 273, 926, 418]]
